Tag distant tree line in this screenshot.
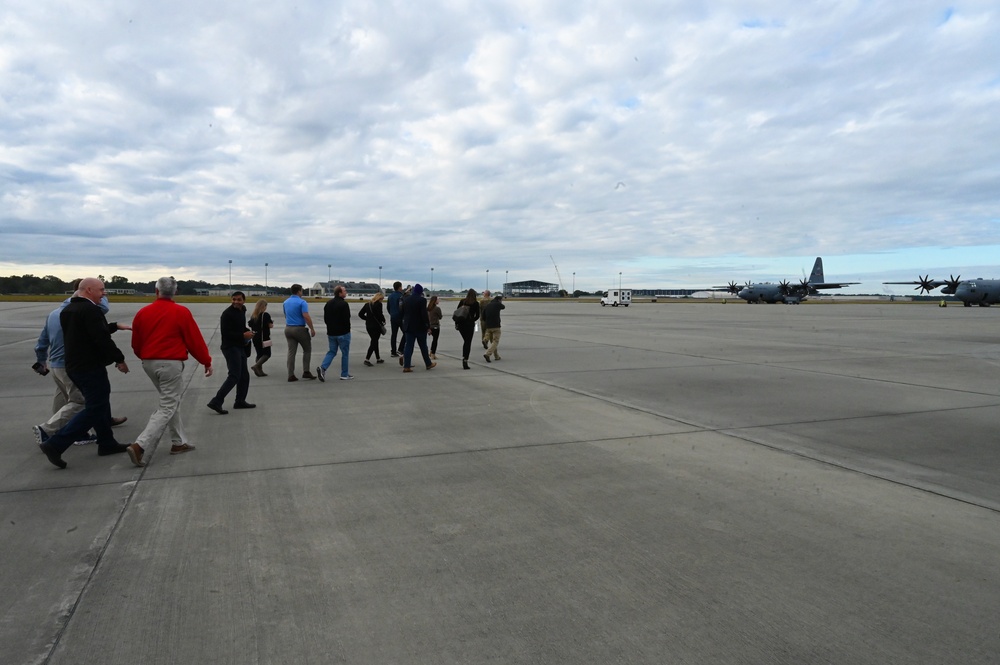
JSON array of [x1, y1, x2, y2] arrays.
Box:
[[0, 274, 289, 296]]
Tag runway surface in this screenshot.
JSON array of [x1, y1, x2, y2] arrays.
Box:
[[2, 299, 998, 664]]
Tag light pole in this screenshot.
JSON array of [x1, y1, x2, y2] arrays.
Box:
[[505, 270, 508, 296], [431, 267, 434, 293], [378, 266, 382, 290], [228, 259, 232, 291], [573, 272, 576, 296], [486, 269, 489, 292], [265, 262, 268, 292], [619, 272, 622, 292]]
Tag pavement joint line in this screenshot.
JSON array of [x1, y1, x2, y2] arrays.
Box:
[[719, 427, 1000, 516]]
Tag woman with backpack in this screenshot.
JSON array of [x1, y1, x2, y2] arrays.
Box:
[[452, 289, 481, 370]]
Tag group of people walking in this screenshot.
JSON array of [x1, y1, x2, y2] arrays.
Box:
[[31, 276, 505, 470]]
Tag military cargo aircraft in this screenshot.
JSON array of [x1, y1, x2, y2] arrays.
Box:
[[883, 275, 1000, 307], [716, 257, 859, 304]]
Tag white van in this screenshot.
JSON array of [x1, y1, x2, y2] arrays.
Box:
[[601, 289, 632, 307]]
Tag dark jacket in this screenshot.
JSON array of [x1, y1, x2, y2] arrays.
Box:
[[401, 293, 430, 334], [359, 300, 386, 335], [220, 304, 249, 349], [323, 296, 352, 336], [454, 300, 481, 329], [60, 297, 125, 372], [482, 298, 505, 329], [387, 290, 403, 322]]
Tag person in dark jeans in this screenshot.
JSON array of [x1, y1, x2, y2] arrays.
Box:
[[387, 281, 404, 357], [207, 292, 255, 414], [37, 277, 132, 469]]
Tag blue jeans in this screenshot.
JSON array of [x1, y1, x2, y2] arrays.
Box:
[[211, 345, 250, 407], [46, 366, 119, 454], [403, 331, 432, 368], [321, 333, 351, 377]]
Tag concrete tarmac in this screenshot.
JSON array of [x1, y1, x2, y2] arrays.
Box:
[[1, 299, 999, 664]]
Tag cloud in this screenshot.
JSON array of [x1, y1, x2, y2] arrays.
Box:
[[1, 0, 998, 291]]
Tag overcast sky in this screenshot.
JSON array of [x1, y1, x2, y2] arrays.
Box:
[[2, 1, 998, 293]]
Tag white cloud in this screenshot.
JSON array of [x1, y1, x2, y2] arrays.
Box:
[[1, 0, 998, 292]]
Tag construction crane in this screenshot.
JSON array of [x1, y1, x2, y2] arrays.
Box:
[[550, 255, 564, 294]]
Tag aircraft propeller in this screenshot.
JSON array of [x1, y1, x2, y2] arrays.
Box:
[[725, 281, 742, 295], [915, 274, 937, 294], [943, 274, 962, 294], [778, 279, 793, 295]]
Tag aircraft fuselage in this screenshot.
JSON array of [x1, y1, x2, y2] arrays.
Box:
[[954, 279, 1000, 307]]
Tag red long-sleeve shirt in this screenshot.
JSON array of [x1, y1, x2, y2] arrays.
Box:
[[131, 298, 213, 367]]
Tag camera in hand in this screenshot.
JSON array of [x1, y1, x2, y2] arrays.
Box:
[[32, 362, 50, 376]]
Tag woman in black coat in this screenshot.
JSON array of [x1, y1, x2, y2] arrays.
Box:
[[359, 291, 387, 366], [453, 288, 481, 370]]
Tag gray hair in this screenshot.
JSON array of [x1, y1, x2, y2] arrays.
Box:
[[156, 276, 178, 298]]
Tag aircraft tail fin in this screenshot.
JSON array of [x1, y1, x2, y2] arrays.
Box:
[[808, 257, 824, 284]]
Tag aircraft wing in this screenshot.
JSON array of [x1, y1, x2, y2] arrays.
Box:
[[882, 276, 956, 294], [883, 280, 947, 289], [810, 282, 860, 290]]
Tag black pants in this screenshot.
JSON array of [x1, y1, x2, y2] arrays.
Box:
[[211, 345, 249, 407], [46, 367, 120, 454], [366, 327, 381, 360], [430, 326, 441, 354], [390, 317, 403, 354], [458, 323, 475, 360]]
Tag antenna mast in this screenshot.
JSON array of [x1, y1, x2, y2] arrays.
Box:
[[550, 255, 564, 293]]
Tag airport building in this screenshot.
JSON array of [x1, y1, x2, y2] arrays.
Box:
[[310, 280, 381, 298], [503, 280, 561, 297]]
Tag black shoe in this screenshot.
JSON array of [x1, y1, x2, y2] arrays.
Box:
[[233, 402, 256, 409], [316, 366, 326, 382], [398, 355, 404, 366], [390, 352, 399, 357], [39, 442, 67, 469], [376, 358, 384, 364], [207, 402, 229, 415], [483, 354, 491, 363], [364, 360, 373, 367], [463, 360, 470, 370], [98, 443, 130, 456], [483, 341, 488, 349]]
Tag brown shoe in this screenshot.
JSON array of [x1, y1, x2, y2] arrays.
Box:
[[111, 416, 127, 426], [403, 367, 413, 373], [288, 376, 298, 382], [426, 362, 436, 370], [301, 371, 317, 380], [127, 443, 145, 467], [251, 364, 264, 377], [170, 443, 196, 455]]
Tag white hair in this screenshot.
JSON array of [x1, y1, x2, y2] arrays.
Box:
[[156, 276, 178, 297]]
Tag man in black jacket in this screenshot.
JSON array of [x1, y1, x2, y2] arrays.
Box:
[[207, 292, 254, 414], [400, 283, 436, 372], [38, 278, 132, 469], [317, 284, 353, 381]]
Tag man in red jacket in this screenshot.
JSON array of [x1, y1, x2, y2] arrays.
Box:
[[127, 276, 214, 467]]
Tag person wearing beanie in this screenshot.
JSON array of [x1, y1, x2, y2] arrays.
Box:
[[399, 283, 436, 372]]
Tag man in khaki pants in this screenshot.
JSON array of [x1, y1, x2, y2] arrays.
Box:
[[478, 290, 492, 349], [127, 276, 214, 467]]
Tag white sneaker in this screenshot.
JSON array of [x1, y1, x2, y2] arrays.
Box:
[[340, 375, 354, 380]]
